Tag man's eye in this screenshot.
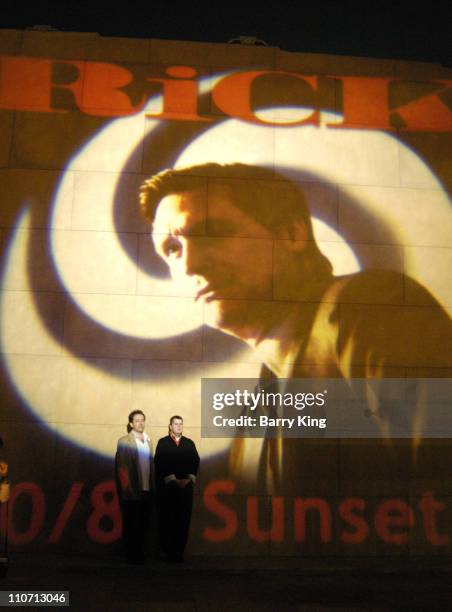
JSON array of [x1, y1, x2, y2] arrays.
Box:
[[164, 241, 180, 257]]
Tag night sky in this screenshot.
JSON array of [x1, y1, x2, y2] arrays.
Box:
[[1, 1, 451, 65]]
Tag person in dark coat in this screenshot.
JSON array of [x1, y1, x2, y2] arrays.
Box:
[[154, 415, 199, 562]]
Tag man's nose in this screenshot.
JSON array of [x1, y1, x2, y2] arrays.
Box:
[[179, 236, 207, 278]]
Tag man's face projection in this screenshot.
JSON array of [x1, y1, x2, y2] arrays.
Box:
[[152, 186, 275, 333]]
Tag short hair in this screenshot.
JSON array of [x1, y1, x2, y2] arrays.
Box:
[[169, 415, 183, 425], [139, 163, 332, 276], [140, 163, 312, 234], [128, 410, 145, 424]]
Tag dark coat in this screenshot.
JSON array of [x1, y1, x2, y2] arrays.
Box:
[[154, 435, 199, 488]]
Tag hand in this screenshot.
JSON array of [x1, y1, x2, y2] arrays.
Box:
[[177, 478, 190, 488]]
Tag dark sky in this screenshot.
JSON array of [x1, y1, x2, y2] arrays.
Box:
[[1, 1, 451, 65]]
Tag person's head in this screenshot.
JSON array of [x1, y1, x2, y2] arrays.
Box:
[[169, 415, 183, 437], [128, 410, 146, 434], [140, 163, 332, 332]]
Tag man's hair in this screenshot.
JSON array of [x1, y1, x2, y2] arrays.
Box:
[[139, 163, 332, 276], [169, 415, 183, 425], [128, 410, 145, 424]]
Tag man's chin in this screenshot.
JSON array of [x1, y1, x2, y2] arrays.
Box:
[[203, 299, 246, 336]]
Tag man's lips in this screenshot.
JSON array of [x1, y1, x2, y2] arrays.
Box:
[[195, 285, 217, 302]]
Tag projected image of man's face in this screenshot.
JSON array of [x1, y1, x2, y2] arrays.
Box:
[[152, 185, 276, 334]]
